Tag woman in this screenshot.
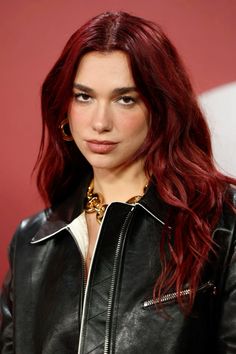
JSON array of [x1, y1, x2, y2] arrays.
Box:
[[1, 11, 236, 354]]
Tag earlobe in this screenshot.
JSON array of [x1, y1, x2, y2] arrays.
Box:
[[59, 118, 74, 141]]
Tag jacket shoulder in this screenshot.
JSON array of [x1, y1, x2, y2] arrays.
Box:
[[12, 208, 51, 245], [227, 185, 236, 205], [218, 185, 236, 228]]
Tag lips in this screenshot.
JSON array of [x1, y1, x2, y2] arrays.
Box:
[[86, 140, 117, 154]]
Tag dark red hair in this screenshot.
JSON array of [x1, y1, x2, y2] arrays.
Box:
[[36, 11, 236, 311]]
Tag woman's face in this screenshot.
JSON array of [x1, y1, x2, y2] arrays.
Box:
[[68, 50, 149, 173]]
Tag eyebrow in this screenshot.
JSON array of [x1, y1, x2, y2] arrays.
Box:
[[73, 83, 138, 95]]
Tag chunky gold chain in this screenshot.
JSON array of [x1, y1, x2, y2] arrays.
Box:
[[84, 179, 146, 224]]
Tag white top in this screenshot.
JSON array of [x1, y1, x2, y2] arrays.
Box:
[[68, 212, 89, 258]]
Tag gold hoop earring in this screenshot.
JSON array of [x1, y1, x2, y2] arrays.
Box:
[[59, 118, 73, 141]]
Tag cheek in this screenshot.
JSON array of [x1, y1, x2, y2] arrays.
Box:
[[68, 105, 87, 133], [123, 115, 149, 139], [68, 104, 77, 129]]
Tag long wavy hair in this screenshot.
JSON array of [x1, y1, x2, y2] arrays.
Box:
[[36, 11, 235, 312]]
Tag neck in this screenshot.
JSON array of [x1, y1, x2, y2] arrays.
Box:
[[92, 161, 148, 204]]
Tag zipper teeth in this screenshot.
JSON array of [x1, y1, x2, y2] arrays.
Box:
[[104, 207, 135, 354], [143, 289, 191, 308], [143, 280, 215, 308]]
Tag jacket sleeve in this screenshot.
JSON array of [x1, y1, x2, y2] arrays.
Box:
[[218, 213, 236, 353], [0, 233, 16, 353], [0, 210, 47, 353]]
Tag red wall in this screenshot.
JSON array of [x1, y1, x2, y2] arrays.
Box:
[[1, 0, 236, 284]]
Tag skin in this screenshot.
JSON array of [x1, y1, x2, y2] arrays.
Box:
[[68, 50, 149, 270]]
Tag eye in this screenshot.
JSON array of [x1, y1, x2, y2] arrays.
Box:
[[117, 95, 136, 106], [73, 92, 92, 103]]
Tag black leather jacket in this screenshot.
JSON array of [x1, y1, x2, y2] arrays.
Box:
[[1, 181, 236, 354]]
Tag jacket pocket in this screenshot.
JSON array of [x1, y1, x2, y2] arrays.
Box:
[[142, 280, 216, 309]]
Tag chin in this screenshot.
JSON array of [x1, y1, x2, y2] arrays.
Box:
[[89, 162, 118, 170], [86, 157, 124, 171]]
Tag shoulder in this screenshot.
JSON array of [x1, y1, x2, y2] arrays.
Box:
[[228, 185, 236, 206], [18, 208, 51, 233], [220, 185, 236, 227], [211, 185, 236, 250], [11, 208, 51, 246], [4, 208, 52, 266]]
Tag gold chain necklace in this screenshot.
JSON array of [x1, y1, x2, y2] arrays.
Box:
[[84, 179, 147, 224]]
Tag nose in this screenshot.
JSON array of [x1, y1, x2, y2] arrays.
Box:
[[92, 103, 112, 133]]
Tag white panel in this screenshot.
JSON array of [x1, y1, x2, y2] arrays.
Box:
[[199, 82, 236, 177]]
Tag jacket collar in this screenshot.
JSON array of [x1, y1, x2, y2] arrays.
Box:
[[31, 177, 169, 244], [138, 182, 170, 226], [31, 174, 91, 243]]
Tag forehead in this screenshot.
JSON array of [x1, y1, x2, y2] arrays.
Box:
[[74, 50, 135, 87]]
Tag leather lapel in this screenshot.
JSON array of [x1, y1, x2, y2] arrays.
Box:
[[31, 174, 91, 243]]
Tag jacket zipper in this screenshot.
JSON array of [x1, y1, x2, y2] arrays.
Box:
[[104, 206, 135, 354], [143, 280, 216, 309]]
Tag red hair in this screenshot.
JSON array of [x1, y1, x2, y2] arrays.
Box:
[[36, 11, 236, 312]]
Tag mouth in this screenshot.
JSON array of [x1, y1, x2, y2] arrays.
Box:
[[85, 140, 118, 154]]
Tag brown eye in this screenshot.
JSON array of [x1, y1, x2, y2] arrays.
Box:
[[118, 95, 136, 105], [74, 93, 92, 102]]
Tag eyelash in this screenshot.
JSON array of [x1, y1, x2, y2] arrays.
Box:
[[117, 96, 136, 105], [72, 92, 137, 106], [73, 93, 91, 102]]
